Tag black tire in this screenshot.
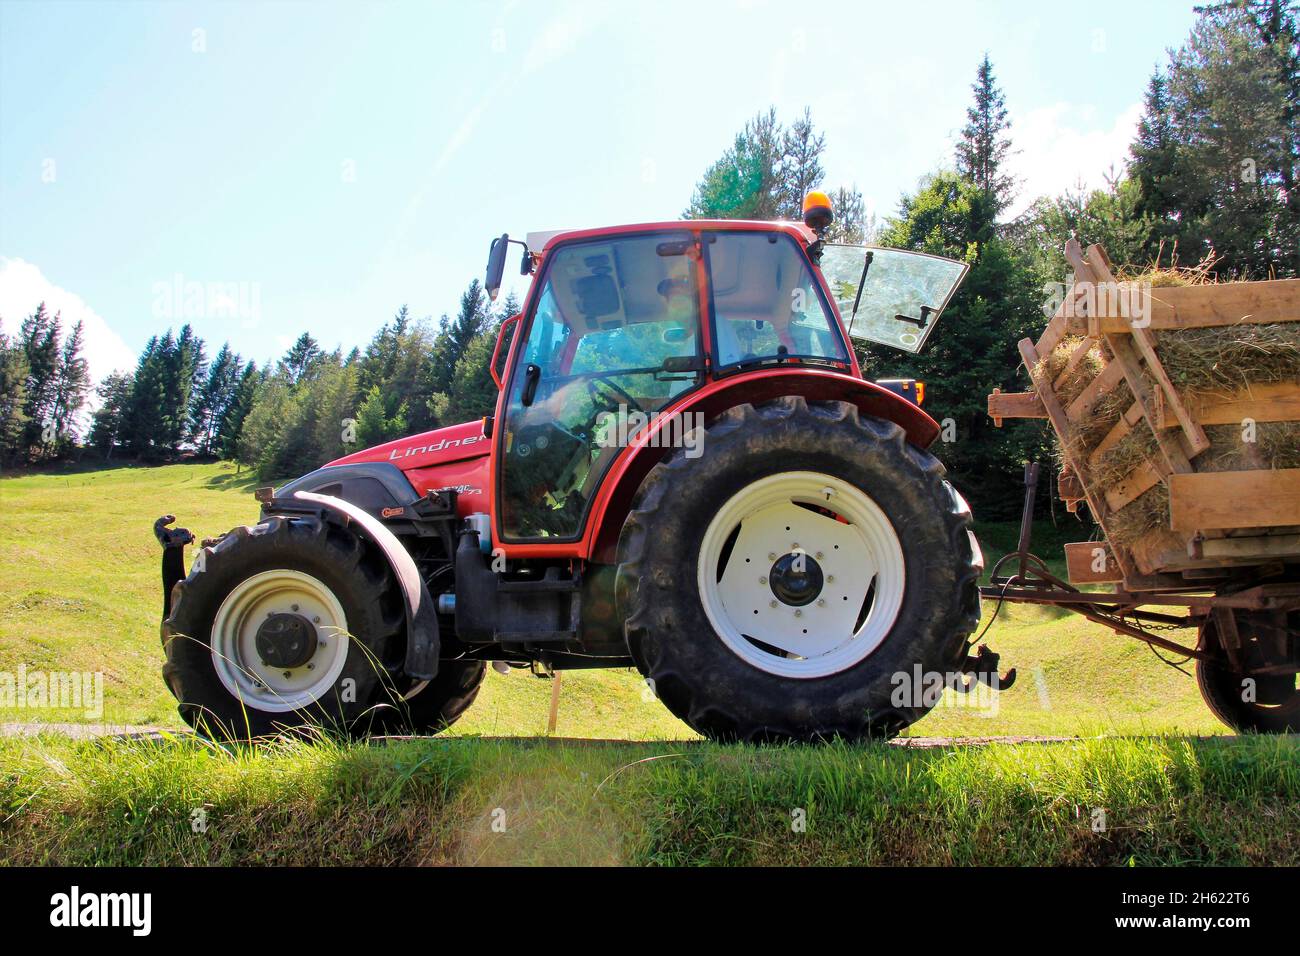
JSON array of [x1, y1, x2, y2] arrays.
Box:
[[1196, 613, 1300, 734], [616, 396, 982, 742], [373, 659, 487, 734], [161, 515, 405, 740]]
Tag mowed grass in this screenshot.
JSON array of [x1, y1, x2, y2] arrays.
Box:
[[0, 460, 1220, 737], [1, 732, 1295, 865]]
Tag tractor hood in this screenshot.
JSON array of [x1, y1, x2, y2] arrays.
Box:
[[328, 419, 490, 471]]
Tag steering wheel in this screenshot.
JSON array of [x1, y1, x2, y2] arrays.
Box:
[[584, 375, 640, 416]]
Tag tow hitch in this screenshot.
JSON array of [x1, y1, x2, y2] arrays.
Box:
[[957, 643, 1016, 692]]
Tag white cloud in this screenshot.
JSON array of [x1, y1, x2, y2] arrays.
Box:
[[1005, 101, 1144, 217], [0, 258, 136, 387]]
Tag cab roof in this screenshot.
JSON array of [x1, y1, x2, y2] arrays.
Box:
[[525, 219, 818, 257]]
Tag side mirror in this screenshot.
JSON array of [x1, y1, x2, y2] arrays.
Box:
[[485, 233, 510, 302]]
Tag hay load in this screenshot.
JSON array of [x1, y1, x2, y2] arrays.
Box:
[[988, 241, 1300, 589]]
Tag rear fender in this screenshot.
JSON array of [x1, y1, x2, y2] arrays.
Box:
[[292, 490, 440, 680], [585, 368, 939, 563]]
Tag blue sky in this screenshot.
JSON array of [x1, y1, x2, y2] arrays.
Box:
[[1, 0, 1200, 384]]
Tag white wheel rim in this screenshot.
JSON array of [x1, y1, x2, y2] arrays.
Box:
[[210, 569, 350, 713], [697, 471, 905, 679]]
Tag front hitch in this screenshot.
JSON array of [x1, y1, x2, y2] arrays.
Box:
[[154, 515, 194, 620]]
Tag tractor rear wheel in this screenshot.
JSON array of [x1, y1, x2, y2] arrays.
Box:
[[162, 515, 404, 740], [617, 397, 983, 742]]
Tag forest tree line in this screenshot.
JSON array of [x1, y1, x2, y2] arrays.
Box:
[[0, 2, 1294, 514]]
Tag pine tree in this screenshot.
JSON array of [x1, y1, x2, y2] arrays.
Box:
[[955, 54, 1016, 220], [1128, 5, 1298, 275], [220, 361, 263, 461], [123, 333, 169, 459], [685, 108, 784, 220], [0, 323, 30, 466], [278, 332, 323, 385], [354, 384, 408, 449], [50, 320, 90, 453], [191, 343, 242, 455], [428, 281, 492, 419], [778, 107, 826, 218], [87, 371, 133, 459], [19, 303, 61, 457], [825, 186, 869, 244]]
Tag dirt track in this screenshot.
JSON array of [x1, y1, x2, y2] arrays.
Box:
[[0, 722, 1081, 747]]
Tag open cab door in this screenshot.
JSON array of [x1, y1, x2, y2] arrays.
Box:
[[818, 244, 969, 353]]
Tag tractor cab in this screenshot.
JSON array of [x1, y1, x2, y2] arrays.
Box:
[[484, 194, 969, 541]]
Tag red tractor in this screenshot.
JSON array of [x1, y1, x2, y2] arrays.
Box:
[[157, 193, 990, 742]]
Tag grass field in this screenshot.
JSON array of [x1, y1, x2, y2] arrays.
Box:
[[4, 460, 1294, 867], [0, 460, 1223, 737]]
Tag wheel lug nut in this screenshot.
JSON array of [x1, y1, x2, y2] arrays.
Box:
[[759, 576, 767, 585], [827, 575, 835, 583], [768, 552, 776, 561], [291, 604, 299, 612], [307, 663, 315, 670], [283, 671, 292, 678], [817, 599, 826, 606], [769, 600, 778, 608], [794, 610, 802, 617], [816, 551, 824, 559], [313, 616, 320, 624]]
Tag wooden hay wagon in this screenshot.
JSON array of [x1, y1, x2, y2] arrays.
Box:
[[982, 240, 1300, 733]]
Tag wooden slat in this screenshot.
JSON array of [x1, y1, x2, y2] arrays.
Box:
[[1200, 533, 1300, 561], [1092, 279, 1300, 334], [1064, 541, 1124, 584], [1080, 244, 1207, 467], [1066, 360, 1125, 421], [1104, 460, 1164, 512], [987, 388, 1046, 424], [1130, 327, 1211, 453], [1017, 334, 1138, 582], [1169, 469, 1300, 532], [1036, 312, 1070, 359], [1103, 310, 1194, 475], [1053, 336, 1096, 389], [1089, 401, 1145, 464], [1155, 381, 1300, 429]]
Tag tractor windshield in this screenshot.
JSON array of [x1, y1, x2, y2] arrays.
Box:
[[818, 244, 969, 353], [704, 231, 851, 371]]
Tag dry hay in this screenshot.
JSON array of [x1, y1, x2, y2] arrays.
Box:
[[1030, 256, 1299, 553], [1154, 324, 1300, 394], [1091, 422, 1300, 548]]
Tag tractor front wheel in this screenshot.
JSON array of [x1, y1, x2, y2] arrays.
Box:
[[617, 397, 983, 742], [162, 515, 404, 740]]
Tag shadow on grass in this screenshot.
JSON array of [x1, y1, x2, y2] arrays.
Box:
[[1, 731, 1295, 866]]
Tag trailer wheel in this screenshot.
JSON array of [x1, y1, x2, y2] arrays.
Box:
[[161, 515, 404, 740], [374, 659, 487, 734], [616, 397, 983, 742], [1196, 613, 1300, 734]]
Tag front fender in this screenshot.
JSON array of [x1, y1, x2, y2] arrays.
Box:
[[292, 490, 439, 680]]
